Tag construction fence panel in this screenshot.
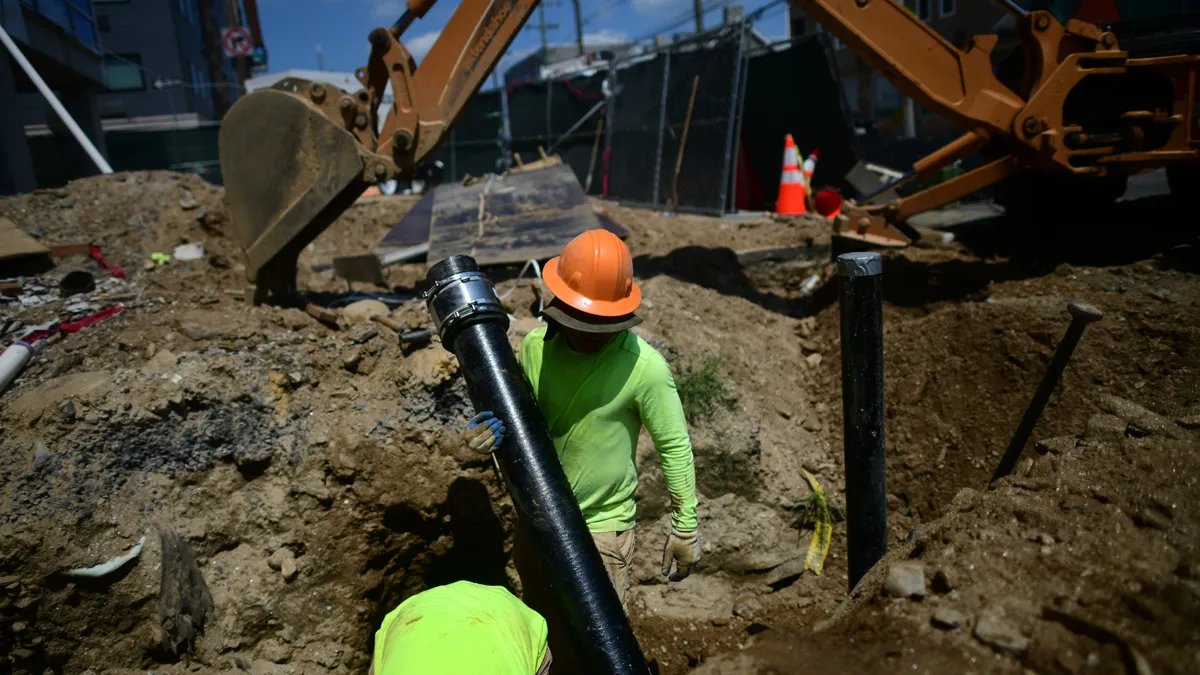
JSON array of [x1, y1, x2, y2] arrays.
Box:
[[604, 26, 747, 214], [603, 54, 667, 206]]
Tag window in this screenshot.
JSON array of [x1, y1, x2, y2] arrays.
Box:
[[940, 0, 955, 17], [905, 0, 932, 21], [103, 54, 145, 91]]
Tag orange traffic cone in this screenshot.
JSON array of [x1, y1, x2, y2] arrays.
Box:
[[803, 147, 819, 181], [776, 134, 807, 215]]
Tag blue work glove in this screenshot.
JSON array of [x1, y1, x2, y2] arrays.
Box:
[[461, 411, 506, 454]]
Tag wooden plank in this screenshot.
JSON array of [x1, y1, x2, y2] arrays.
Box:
[[427, 163, 601, 267], [0, 217, 50, 260]]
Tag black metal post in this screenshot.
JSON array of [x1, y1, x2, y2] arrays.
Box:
[[991, 301, 1103, 482], [425, 257, 648, 675], [838, 251, 888, 592]]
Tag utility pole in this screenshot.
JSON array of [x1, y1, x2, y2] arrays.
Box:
[[538, 2, 548, 55], [315, 43, 324, 71], [571, 0, 584, 56], [693, 0, 704, 32]]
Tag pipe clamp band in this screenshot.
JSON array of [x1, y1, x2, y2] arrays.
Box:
[[424, 271, 508, 344]]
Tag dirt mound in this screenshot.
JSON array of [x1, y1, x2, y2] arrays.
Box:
[[1, 171, 1199, 674]]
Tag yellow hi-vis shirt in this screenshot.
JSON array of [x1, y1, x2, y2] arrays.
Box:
[[373, 581, 548, 675], [518, 327, 699, 533]]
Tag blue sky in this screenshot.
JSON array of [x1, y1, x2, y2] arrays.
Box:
[[257, 0, 789, 77]]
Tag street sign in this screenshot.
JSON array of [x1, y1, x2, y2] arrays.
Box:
[[222, 26, 252, 57], [251, 45, 268, 67]]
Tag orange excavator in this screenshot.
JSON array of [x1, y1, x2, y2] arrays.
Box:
[[219, 0, 1200, 302]]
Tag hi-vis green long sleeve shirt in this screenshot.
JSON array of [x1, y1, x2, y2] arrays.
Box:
[[518, 326, 698, 533]]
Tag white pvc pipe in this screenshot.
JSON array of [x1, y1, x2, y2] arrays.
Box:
[[0, 23, 113, 174], [0, 341, 34, 394]]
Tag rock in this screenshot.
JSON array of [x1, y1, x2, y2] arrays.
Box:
[[883, 562, 926, 599], [973, 610, 1028, 655], [179, 192, 199, 210], [342, 350, 363, 372], [805, 353, 823, 368], [931, 607, 967, 630], [732, 595, 763, 620], [1034, 436, 1076, 455], [258, 638, 293, 664], [1084, 413, 1126, 441], [281, 556, 298, 582], [267, 547, 297, 582], [159, 531, 214, 658], [33, 441, 51, 471], [931, 570, 953, 594], [1096, 394, 1186, 440], [351, 327, 379, 344], [342, 299, 389, 324], [287, 371, 306, 387]]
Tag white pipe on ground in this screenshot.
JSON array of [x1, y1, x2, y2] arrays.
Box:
[[0, 23, 113, 174], [0, 341, 35, 393]]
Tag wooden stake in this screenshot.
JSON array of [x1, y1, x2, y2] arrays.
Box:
[[585, 114, 605, 194], [667, 75, 700, 213]]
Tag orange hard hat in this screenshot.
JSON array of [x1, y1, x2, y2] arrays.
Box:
[[543, 229, 641, 317]]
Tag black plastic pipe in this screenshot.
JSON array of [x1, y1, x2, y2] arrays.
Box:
[[425, 256, 648, 675], [838, 251, 888, 592], [991, 301, 1103, 482]]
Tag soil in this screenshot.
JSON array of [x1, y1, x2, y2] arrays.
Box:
[[1, 172, 1198, 675]]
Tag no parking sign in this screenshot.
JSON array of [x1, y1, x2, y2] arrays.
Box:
[[222, 26, 252, 58]]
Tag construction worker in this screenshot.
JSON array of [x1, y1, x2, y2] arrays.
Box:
[[370, 580, 552, 674], [460, 228, 700, 670]]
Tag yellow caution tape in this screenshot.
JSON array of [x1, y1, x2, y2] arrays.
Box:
[[798, 468, 832, 576]]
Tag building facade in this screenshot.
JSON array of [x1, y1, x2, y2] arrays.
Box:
[[1, 0, 105, 194], [2, 0, 264, 193]]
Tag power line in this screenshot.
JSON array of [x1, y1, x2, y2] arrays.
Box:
[[583, 0, 628, 25]]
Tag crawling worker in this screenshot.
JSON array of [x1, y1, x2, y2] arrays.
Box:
[[369, 580, 552, 674]]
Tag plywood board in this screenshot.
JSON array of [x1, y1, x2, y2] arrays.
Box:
[[0, 217, 50, 261], [427, 163, 601, 267]]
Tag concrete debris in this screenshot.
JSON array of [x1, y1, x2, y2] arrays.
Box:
[[883, 562, 926, 599], [173, 243, 206, 261], [179, 192, 200, 210], [973, 609, 1028, 655], [1096, 394, 1186, 440], [931, 607, 967, 631]]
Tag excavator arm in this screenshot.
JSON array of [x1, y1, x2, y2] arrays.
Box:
[[219, 0, 539, 303], [792, 0, 1199, 247]]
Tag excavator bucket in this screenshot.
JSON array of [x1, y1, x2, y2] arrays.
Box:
[[219, 81, 370, 303]]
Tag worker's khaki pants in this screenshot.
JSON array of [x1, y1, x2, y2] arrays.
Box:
[[514, 527, 636, 674]]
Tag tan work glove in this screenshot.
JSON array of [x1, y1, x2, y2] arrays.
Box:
[[661, 528, 701, 581], [460, 411, 506, 455]]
